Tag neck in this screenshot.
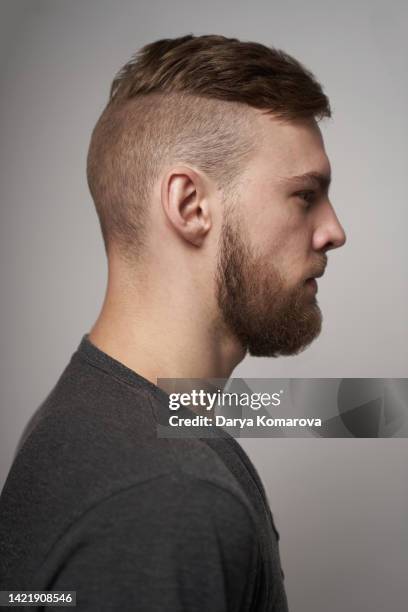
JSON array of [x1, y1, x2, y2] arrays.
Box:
[[88, 257, 246, 386]]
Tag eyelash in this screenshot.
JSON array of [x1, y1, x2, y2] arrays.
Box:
[[296, 190, 316, 209]]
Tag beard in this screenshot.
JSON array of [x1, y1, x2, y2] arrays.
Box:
[[216, 208, 325, 358]]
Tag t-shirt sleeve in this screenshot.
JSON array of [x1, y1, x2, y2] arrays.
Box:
[[47, 474, 260, 611]]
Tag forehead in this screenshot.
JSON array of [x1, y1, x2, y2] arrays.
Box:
[[251, 112, 331, 180]]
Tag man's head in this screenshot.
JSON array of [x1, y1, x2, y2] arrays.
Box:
[[87, 34, 346, 359]]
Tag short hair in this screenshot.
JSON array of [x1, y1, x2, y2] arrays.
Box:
[[86, 34, 331, 260]]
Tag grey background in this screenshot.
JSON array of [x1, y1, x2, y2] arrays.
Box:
[[0, 1, 407, 610]]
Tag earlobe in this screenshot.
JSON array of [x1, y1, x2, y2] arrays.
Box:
[[162, 167, 212, 247]]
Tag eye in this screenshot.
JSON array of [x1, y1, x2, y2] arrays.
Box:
[[296, 190, 316, 209]]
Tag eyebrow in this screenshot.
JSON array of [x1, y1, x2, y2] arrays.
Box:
[[282, 171, 332, 192]]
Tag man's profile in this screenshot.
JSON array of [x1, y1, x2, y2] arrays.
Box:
[[0, 34, 345, 610]]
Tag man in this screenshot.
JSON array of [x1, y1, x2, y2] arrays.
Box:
[[0, 34, 345, 610]]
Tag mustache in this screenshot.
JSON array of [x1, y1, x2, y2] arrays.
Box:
[[309, 254, 328, 279]]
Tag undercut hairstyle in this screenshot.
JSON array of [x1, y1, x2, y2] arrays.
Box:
[[86, 34, 331, 260]]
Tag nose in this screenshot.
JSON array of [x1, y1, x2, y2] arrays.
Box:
[[312, 201, 346, 252]]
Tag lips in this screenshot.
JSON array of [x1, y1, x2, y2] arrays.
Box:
[[306, 278, 318, 292], [306, 270, 325, 282]]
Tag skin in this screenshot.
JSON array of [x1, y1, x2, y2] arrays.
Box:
[[89, 111, 346, 383]]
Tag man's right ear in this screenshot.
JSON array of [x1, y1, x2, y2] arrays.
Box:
[[161, 166, 212, 247]]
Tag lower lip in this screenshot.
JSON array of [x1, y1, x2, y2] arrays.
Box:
[[306, 278, 318, 292]]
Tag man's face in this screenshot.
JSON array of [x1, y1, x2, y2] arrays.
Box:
[[216, 115, 346, 357]]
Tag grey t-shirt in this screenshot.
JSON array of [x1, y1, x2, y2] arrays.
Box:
[[0, 335, 288, 611]]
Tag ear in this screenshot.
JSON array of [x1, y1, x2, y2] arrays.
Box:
[[161, 166, 212, 247]]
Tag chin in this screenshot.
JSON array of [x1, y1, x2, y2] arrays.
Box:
[[247, 309, 323, 358]]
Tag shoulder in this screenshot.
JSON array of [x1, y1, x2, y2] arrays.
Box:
[[16, 353, 247, 506], [58, 470, 257, 540], [35, 472, 260, 600]]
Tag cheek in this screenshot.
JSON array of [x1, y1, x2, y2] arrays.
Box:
[[262, 212, 305, 257], [269, 228, 312, 284], [248, 208, 293, 254], [242, 191, 311, 263]]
